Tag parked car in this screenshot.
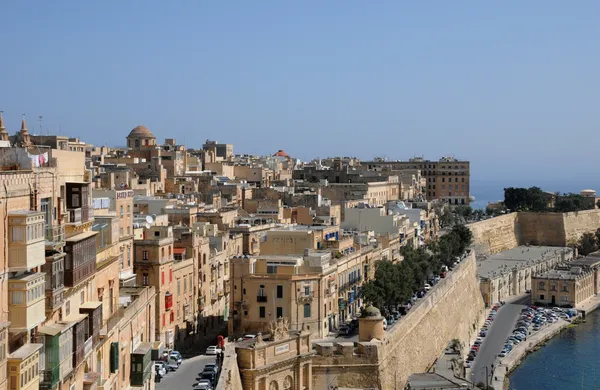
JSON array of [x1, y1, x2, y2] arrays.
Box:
[[206, 346, 222, 355], [155, 362, 167, 377], [165, 359, 179, 372], [243, 334, 257, 340], [383, 318, 388, 330], [192, 381, 213, 390], [423, 284, 432, 291], [169, 351, 183, 365], [205, 363, 220, 375], [200, 371, 218, 387]]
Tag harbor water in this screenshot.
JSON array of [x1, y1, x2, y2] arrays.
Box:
[[509, 309, 600, 389]]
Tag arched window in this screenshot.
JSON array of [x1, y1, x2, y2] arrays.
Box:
[[269, 381, 279, 390], [161, 248, 165, 258], [145, 139, 149, 145], [134, 139, 140, 148]]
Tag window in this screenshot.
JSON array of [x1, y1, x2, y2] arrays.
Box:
[[303, 304, 311, 318], [80, 291, 85, 304], [143, 250, 148, 260], [538, 282, 545, 290], [267, 265, 277, 274], [142, 273, 149, 286], [561, 286, 568, 292], [65, 300, 71, 316], [561, 296, 568, 302], [170, 269, 173, 282], [442, 178, 445, 182], [127, 250, 131, 266], [276, 307, 283, 318], [539, 294, 545, 300], [161, 272, 165, 285], [170, 311, 174, 322], [120, 206, 124, 217], [11, 226, 23, 242], [11, 291, 24, 304], [462, 178, 465, 182], [304, 286, 310, 296], [259, 307, 266, 318], [550, 285, 557, 292], [258, 285, 265, 296], [162, 314, 165, 327], [177, 280, 181, 294], [277, 285, 283, 298]]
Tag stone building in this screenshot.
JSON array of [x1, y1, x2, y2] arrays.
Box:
[[234, 318, 313, 390], [531, 255, 600, 308], [478, 246, 574, 306], [362, 156, 471, 205]]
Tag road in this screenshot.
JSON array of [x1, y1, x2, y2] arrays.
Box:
[[471, 302, 525, 386], [155, 354, 217, 390]]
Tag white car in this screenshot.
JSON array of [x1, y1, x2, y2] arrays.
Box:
[[205, 346, 222, 355], [423, 284, 431, 291], [244, 334, 257, 340]]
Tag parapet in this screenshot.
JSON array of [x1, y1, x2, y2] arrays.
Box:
[[313, 341, 380, 365]]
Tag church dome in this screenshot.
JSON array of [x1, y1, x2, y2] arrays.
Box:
[[128, 125, 155, 138], [274, 149, 289, 157]]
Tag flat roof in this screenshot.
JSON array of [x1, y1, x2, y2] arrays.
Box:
[[477, 246, 572, 279], [535, 268, 584, 280], [80, 301, 102, 310], [66, 231, 98, 243], [9, 343, 43, 360], [38, 322, 74, 336], [571, 256, 600, 268]]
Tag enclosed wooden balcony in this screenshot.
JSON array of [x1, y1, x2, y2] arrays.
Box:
[[8, 211, 46, 272], [64, 231, 98, 287], [8, 272, 46, 332]]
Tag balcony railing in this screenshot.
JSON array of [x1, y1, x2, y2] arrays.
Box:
[[257, 295, 267, 303], [68, 207, 93, 224], [297, 292, 314, 304], [45, 224, 65, 244], [83, 336, 93, 358]]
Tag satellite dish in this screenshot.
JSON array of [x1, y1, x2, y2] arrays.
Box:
[[145, 223, 151, 229], [145, 215, 154, 224]]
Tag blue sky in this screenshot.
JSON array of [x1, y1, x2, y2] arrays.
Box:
[[1, 1, 599, 194]]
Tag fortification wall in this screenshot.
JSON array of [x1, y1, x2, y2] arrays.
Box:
[[215, 345, 243, 390], [562, 209, 600, 245], [376, 251, 485, 389], [469, 210, 600, 254], [469, 213, 519, 254], [518, 212, 566, 246]]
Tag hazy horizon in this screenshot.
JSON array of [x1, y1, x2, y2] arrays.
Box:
[[2, 1, 599, 188]]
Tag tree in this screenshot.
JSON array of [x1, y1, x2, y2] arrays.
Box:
[[578, 232, 598, 256], [454, 205, 473, 221], [503, 187, 548, 212], [361, 260, 406, 315]]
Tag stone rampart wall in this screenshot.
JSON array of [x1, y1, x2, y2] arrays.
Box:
[[469, 213, 519, 254], [518, 212, 566, 246], [562, 209, 600, 246], [469, 210, 600, 254], [216, 344, 243, 390], [376, 251, 485, 389]]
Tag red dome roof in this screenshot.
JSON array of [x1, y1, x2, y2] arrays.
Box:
[[274, 149, 289, 157]]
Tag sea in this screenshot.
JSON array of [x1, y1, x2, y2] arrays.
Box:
[[469, 178, 600, 211], [508, 309, 600, 390]]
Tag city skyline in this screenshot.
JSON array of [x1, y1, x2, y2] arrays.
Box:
[[2, 1, 600, 185]]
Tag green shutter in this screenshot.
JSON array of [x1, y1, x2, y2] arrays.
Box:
[[110, 342, 119, 373]]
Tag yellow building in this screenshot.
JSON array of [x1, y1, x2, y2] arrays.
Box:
[[531, 266, 594, 308]]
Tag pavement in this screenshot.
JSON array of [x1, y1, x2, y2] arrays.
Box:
[[469, 296, 530, 386], [155, 354, 217, 390]]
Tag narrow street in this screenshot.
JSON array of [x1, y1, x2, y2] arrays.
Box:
[[470, 297, 528, 385], [155, 354, 217, 390]]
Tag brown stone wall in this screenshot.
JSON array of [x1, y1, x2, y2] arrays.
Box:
[[469, 213, 519, 254], [377, 252, 485, 389], [216, 345, 243, 390], [518, 212, 566, 246], [562, 209, 600, 246], [470, 210, 600, 254]]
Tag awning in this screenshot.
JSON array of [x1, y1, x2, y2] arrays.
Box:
[[174, 248, 186, 255]]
